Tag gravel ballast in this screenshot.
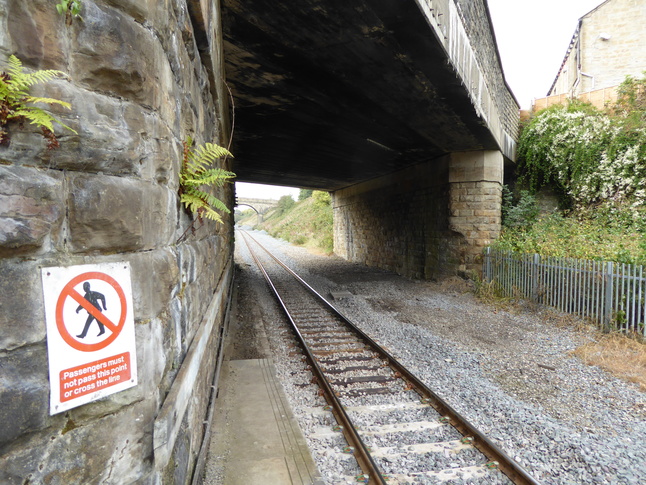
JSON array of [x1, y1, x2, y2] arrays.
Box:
[[231, 229, 646, 484]]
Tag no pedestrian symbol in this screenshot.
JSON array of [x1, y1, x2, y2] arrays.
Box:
[[42, 262, 138, 415], [56, 272, 127, 352]]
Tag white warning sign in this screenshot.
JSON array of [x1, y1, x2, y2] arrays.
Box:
[[41, 262, 138, 415]]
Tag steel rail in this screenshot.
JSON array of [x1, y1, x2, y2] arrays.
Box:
[[240, 231, 389, 485], [241, 230, 541, 485]]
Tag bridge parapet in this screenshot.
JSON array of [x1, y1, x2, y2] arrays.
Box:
[[416, 0, 518, 159]]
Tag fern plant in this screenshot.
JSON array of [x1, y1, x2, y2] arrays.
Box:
[[179, 137, 235, 223], [0, 55, 77, 149]]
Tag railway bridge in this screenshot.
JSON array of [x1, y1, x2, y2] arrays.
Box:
[[224, 0, 519, 277], [0, 0, 517, 483], [235, 197, 280, 215]]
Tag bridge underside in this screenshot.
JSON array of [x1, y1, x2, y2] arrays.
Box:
[[223, 0, 517, 274], [222, 0, 513, 190]]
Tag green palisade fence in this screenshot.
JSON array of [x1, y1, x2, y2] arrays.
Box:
[[483, 248, 646, 336]]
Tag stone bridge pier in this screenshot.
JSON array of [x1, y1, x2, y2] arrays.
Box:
[[333, 150, 502, 278]]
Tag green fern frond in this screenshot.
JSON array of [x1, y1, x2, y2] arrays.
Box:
[[184, 187, 231, 214], [180, 193, 224, 223], [1, 55, 76, 147], [11, 109, 55, 132], [23, 96, 72, 110], [11, 108, 78, 134], [182, 168, 236, 187], [179, 138, 235, 224], [4, 56, 66, 90], [204, 195, 231, 214], [192, 142, 232, 164], [198, 206, 224, 222], [180, 192, 207, 213]]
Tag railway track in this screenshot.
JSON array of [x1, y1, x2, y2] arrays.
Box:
[[239, 230, 540, 485]]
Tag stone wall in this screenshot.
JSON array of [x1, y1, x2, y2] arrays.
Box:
[[334, 150, 503, 278], [0, 1, 233, 484], [334, 158, 455, 279]]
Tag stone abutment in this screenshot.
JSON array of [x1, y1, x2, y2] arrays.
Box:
[[333, 150, 503, 278]]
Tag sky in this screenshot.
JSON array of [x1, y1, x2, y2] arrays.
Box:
[[236, 0, 606, 200], [487, 0, 606, 108], [236, 182, 300, 200]]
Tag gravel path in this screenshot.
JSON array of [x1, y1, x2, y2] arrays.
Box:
[[233, 228, 646, 484]]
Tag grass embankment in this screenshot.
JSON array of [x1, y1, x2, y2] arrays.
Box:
[[236, 191, 334, 254], [493, 210, 646, 265]]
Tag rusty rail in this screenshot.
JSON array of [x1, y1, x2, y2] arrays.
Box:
[[241, 230, 541, 485]]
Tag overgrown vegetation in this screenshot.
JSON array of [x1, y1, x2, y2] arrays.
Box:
[[495, 72, 646, 264], [517, 73, 646, 211], [572, 332, 646, 391], [237, 190, 333, 253], [298, 188, 313, 200], [179, 137, 235, 223], [56, 0, 83, 23], [0, 55, 77, 149]]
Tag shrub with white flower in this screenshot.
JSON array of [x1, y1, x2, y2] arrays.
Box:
[[518, 73, 646, 211]]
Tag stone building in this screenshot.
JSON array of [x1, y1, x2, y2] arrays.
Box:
[[547, 0, 646, 98]]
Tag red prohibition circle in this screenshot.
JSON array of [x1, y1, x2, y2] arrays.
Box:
[[55, 271, 127, 352]]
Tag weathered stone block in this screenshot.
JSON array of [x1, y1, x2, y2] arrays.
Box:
[[449, 151, 503, 184], [102, 0, 150, 22], [130, 248, 180, 322], [6, 0, 66, 70], [0, 259, 47, 350], [3, 83, 181, 184], [71, 3, 158, 105], [122, 103, 181, 186], [68, 174, 177, 252], [0, 399, 156, 485], [0, 166, 64, 251], [0, 345, 50, 447]]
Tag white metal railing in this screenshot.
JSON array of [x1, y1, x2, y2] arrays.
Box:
[[483, 248, 646, 336]]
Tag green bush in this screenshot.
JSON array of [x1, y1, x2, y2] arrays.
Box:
[[275, 195, 295, 215], [517, 74, 646, 211], [256, 193, 333, 253], [298, 189, 313, 200], [493, 211, 646, 265], [501, 187, 539, 229], [312, 190, 331, 206]]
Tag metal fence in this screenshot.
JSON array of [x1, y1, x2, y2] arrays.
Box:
[[482, 248, 646, 336]]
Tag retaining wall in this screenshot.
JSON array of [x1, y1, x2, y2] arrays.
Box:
[[0, 1, 232, 484]]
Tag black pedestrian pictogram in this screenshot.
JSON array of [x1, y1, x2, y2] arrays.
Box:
[[75, 282, 107, 338]]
